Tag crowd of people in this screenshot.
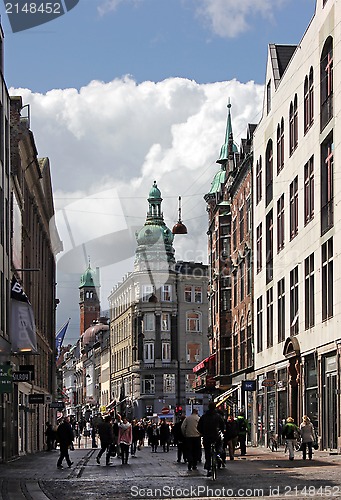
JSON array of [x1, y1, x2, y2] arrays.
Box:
[[47, 405, 316, 472]]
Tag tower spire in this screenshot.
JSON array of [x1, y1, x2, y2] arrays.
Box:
[[217, 99, 238, 164]]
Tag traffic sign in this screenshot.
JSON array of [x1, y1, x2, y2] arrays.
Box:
[[161, 407, 170, 414]]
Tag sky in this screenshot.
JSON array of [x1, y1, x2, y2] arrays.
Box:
[[0, 0, 316, 344]]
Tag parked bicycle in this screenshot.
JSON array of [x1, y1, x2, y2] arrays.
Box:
[[267, 431, 278, 452]]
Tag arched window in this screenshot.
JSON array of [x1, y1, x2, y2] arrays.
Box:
[[246, 312, 252, 368], [265, 139, 273, 206], [256, 156, 262, 204], [277, 118, 284, 174], [293, 94, 298, 149], [289, 102, 294, 155], [240, 317, 246, 370], [320, 36, 333, 131], [309, 67, 314, 126], [304, 75, 309, 133]]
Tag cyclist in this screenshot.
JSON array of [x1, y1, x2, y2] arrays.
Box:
[[197, 402, 225, 477]]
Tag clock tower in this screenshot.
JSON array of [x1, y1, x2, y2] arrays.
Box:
[[79, 262, 100, 335]]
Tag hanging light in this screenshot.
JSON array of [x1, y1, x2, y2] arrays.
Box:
[[172, 196, 188, 235]]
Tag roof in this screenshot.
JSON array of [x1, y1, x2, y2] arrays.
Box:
[[207, 168, 226, 195]]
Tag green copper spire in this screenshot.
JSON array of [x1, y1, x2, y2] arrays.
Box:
[[79, 260, 98, 288], [217, 99, 238, 164]]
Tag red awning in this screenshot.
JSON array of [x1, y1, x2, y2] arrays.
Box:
[[193, 353, 215, 373]]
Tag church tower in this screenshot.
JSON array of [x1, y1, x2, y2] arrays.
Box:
[[79, 262, 100, 335]]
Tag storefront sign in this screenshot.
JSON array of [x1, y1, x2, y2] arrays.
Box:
[[262, 379, 276, 387], [242, 380, 256, 391], [28, 393, 45, 404], [12, 371, 31, 382], [0, 364, 12, 394]]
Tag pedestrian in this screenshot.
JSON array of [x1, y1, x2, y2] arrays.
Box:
[[282, 416, 300, 461], [137, 421, 145, 450], [117, 415, 132, 464], [172, 416, 186, 463], [56, 416, 74, 469], [299, 415, 315, 460], [159, 420, 171, 452], [197, 402, 225, 477], [181, 408, 201, 471], [96, 415, 114, 466], [236, 411, 250, 456], [224, 415, 239, 461], [149, 423, 160, 453], [45, 422, 55, 451]]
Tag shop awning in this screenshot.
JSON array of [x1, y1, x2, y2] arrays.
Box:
[[214, 386, 238, 407], [193, 353, 216, 373]]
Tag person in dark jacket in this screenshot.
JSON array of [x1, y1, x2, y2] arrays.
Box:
[[282, 416, 300, 461], [224, 415, 239, 460], [159, 420, 171, 452], [45, 422, 55, 451], [172, 416, 186, 463], [197, 402, 225, 476], [56, 416, 74, 469], [96, 415, 114, 465]]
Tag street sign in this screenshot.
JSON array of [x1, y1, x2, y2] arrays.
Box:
[[49, 401, 65, 409], [161, 407, 170, 414], [28, 394, 45, 404], [12, 371, 31, 382], [262, 379, 276, 387], [242, 380, 256, 391]]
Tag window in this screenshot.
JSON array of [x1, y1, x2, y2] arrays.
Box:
[[277, 118, 284, 174], [304, 156, 314, 225], [162, 342, 171, 362], [289, 101, 294, 155], [294, 94, 298, 149], [161, 285, 172, 301], [184, 285, 202, 303], [304, 253, 315, 330], [246, 196, 251, 233], [142, 285, 154, 302], [266, 287, 273, 348], [144, 342, 154, 363], [163, 374, 175, 393], [232, 217, 237, 250], [257, 296, 263, 353], [320, 37, 333, 131], [186, 311, 202, 332], [277, 278, 285, 343], [321, 133, 333, 235], [266, 210, 273, 284], [277, 194, 285, 252], [246, 253, 251, 296], [186, 342, 201, 363], [256, 223, 262, 274], [290, 266, 299, 335], [265, 139, 273, 206], [240, 260, 245, 302], [185, 374, 195, 393], [267, 80, 271, 114], [161, 312, 170, 331], [256, 157, 262, 204], [240, 317, 246, 370], [233, 270, 238, 307], [144, 313, 155, 331], [239, 204, 244, 243], [142, 375, 155, 394], [289, 176, 298, 239], [304, 68, 314, 133], [322, 237, 333, 321], [233, 323, 239, 372]]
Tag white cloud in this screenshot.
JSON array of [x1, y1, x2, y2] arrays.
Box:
[[10, 76, 263, 340], [97, 0, 143, 16], [195, 0, 287, 38]]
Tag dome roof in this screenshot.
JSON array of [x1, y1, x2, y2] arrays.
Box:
[[82, 322, 109, 346], [149, 180, 161, 199], [136, 223, 174, 247]]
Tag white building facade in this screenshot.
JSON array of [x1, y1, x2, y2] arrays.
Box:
[[253, 0, 341, 451]]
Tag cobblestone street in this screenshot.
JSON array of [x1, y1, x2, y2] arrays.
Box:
[[1, 442, 341, 499]]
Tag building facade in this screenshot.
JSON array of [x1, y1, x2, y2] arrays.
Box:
[[109, 182, 209, 419], [253, 0, 341, 451]]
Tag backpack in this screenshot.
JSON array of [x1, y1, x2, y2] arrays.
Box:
[[238, 418, 247, 433]]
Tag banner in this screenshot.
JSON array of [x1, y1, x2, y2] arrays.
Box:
[[10, 276, 37, 354], [56, 318, 70, 359]]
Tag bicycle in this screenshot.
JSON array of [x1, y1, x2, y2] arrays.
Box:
[[267, 432, 278, 452]]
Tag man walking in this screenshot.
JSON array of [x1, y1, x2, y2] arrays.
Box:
[[56, 416, 74, 469], [197, 402, 225, 477], [181, 408, 201, 471], [236, 411, 249, 456], [96, 415, 114, 466]]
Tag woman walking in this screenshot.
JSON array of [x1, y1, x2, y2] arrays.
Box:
[[300, 415, 315, 460], [118, 416, 132, 465]]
